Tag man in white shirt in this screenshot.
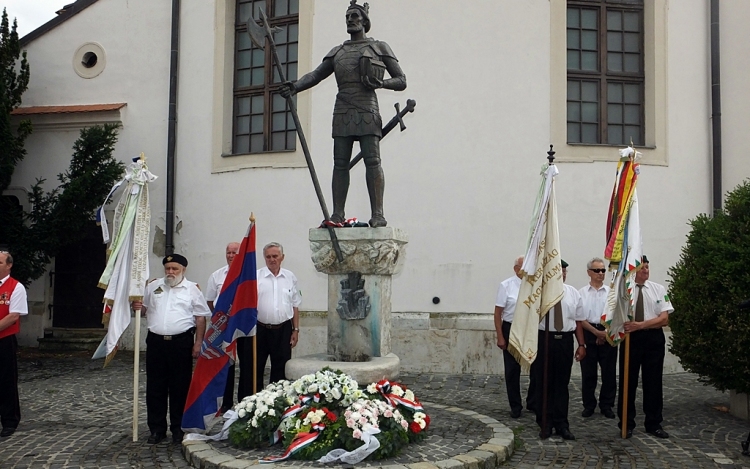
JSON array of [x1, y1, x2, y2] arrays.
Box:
[[0, 251, 28, 438], [618, 255, 673, 439], [205, 242, 240, 412], [494, 256, 525, 419], [579, 257, 617, 419], [531, 260, 586, 440], [238, 242, 301, 396], [132, 254, 211, 445]]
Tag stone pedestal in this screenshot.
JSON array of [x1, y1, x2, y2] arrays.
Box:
[[286, 227, 407, 383], [310, 227, 408, 361]]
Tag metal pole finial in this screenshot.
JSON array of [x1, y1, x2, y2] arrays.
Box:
[[547, 145, 556, 165]]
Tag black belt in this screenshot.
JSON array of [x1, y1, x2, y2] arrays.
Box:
[[589, 323, 605, 331], [548, 331, 574, 339], [257, 320, 289, 330], [149, 329, 194, 341]]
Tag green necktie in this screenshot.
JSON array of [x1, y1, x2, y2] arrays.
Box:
[[635, 285, 645, 322], [554, 301, 563, 331]]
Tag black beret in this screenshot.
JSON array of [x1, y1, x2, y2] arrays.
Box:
[[163, 254, 188, 267], [642, 255, 649, 264], [561, 259, 569, 268]]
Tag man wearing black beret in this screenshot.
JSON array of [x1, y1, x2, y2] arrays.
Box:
[[132, 254, 211, 444]]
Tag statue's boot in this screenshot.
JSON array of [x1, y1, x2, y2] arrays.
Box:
[[331, 166, 350, 224], [366, 166, 387, 227]]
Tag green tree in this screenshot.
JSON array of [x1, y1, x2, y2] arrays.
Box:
[[0, 124, 125, 285], [669, 181, 750, 393], [0, 8, 31, 193]]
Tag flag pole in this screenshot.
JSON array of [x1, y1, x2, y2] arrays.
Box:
[[133, 307, 141, 441], [250, 212, 258, 396], [621, 332, 630, 438], [620, 137, 636, 439], [540, 145, 556, 439]]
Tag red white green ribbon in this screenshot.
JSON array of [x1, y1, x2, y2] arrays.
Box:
[[261, 423, 325, 463]]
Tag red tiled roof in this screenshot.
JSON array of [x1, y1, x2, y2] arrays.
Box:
[[11, 103, 126, 116]]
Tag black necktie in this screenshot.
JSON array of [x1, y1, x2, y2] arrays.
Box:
[[554, 301, 563, 331], [635, 285, 645, 322]]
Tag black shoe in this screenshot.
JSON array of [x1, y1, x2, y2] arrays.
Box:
[[624, 429, 634, 439], [172, 430, 184, 444], [538, 428, 552, 439], [647, 428, 669, 439], [601, 408, 616, 419], [556, 428, 576, 440], [581, 408, 594, 418], [147, 432, 166, 444], [0, 427, 16, 437], [510, 408, 522, 419]]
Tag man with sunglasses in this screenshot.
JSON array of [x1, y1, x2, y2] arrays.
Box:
[[579, 257, 617, 419], [618, 255, 673, 439], [0, 251, 27, 438]]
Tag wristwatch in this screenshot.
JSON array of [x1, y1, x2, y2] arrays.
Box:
[[578, 344, 586, 348], [292, 327, 300, 332]]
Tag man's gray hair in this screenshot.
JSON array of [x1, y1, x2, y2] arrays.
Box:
[[514, 255, 524, 267], [587, 257, 605, 270], [263, 242, 284, 255], [0, 251, 13, 264]]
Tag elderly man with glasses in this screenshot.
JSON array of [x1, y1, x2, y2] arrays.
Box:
[[578, 257, 617, 419]]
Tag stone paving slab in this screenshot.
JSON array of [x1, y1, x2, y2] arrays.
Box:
[[2, 349, 750, 468]]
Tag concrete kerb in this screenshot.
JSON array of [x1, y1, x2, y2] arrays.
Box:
[[183, 402, 515, 469]]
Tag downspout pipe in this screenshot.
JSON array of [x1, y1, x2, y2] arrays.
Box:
[[165, 0, 180, 255], [710, 0, 722, 213]]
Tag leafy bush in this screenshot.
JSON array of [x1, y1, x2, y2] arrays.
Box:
[[668, 180, 750, 393]]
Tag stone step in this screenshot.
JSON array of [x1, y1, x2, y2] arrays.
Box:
[[43, 327, 106, 339], [37, 337, 104, 352]]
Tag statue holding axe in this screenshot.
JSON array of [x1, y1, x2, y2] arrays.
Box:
[[280, 0, 407, 228]]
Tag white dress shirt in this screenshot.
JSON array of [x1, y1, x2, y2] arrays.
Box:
[[539, 284, 585, 332], [143, 277, 211, 335], [635, 280, 674, 320], [0, 275, 28, 315], [495, 275, 522, 323], [257, 267, 301, 325], [206, 265, 229, 303], [579, 283, 610, 324]]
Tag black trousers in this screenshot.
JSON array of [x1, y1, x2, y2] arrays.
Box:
[[221, 337, 254, 407], [617, 328, 666, 432], [237, 320, 292, 400], [501, 321, 522, 413], [532, 330, 574, 432], [146, 330, 194, 435], [580, 325, 617, 411], [0, 335, 20, 430]]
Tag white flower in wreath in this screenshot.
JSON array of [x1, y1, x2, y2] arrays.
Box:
[[267, 409, 276, 417], [391, 385, 404, 397], [404, 389, 415, 402], [251, 417, 259, 428], [238, 409, 247, 418], [307, 383, 319, 393], [331, 387, 342, 400], [366, 383, 378, 394]]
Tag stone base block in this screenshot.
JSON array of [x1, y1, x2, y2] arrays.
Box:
[[286, 353, 400, 384]]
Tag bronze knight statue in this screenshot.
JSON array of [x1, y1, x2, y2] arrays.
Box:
[[280, 0, 406, 228]]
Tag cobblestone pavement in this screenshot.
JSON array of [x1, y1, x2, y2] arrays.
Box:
[[2, 349, 750, 468]]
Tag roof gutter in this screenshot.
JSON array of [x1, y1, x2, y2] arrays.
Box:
[[165, 0, 180, 255], [710, 0, 722, 213]]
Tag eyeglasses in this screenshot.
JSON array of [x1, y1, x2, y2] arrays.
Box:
[[588, 268, 606, 274]]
